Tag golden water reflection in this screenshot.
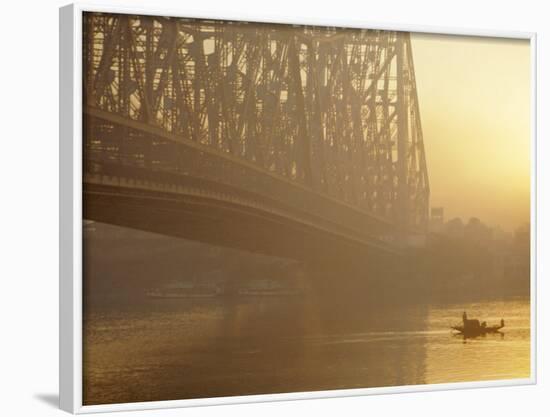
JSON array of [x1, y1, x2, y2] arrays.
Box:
[[83, 296, 530, 405], [424, 299, 530, 383]]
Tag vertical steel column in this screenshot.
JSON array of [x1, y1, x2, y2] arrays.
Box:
[[395, 32, 410, 234]]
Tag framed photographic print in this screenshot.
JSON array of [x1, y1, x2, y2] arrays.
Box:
[[60, 2, 536, 413]]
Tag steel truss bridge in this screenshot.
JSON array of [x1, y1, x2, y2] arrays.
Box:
[[83, 12, 430, 262]]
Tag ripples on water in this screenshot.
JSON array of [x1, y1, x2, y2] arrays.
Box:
[[83, 295, 530, 405]]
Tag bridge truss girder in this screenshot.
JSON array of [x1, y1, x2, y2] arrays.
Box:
[[83, 12, 430, 231]]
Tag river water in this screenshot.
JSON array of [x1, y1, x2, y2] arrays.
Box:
[[83, 294, 530, 405]]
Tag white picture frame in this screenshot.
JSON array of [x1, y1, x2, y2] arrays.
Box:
[[60, 2, 537, 413]]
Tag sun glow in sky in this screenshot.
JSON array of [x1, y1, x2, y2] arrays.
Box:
[[411, 33, 531, 232]]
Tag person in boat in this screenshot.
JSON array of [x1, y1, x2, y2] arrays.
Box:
[[462, 311, 481, 330], [454, 312, 505, 335]]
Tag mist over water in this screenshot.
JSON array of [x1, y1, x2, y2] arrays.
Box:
[[83, 223, 530, 405]]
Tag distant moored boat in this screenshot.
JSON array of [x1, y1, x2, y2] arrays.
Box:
[[147, 282, 222, 298]]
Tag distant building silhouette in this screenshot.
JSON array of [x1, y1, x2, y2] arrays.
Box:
[[429, 207, 445, 233]]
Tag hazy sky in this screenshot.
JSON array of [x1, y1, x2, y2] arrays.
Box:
[[410, 33, 531, 232]]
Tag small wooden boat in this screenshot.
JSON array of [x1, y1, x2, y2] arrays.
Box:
[[451, 312, 504, 337]]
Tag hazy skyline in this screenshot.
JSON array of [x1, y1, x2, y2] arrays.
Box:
[[412, 33, 531, 232]]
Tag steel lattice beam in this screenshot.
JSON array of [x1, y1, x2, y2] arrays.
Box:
[[83, 12, 430, 231]]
